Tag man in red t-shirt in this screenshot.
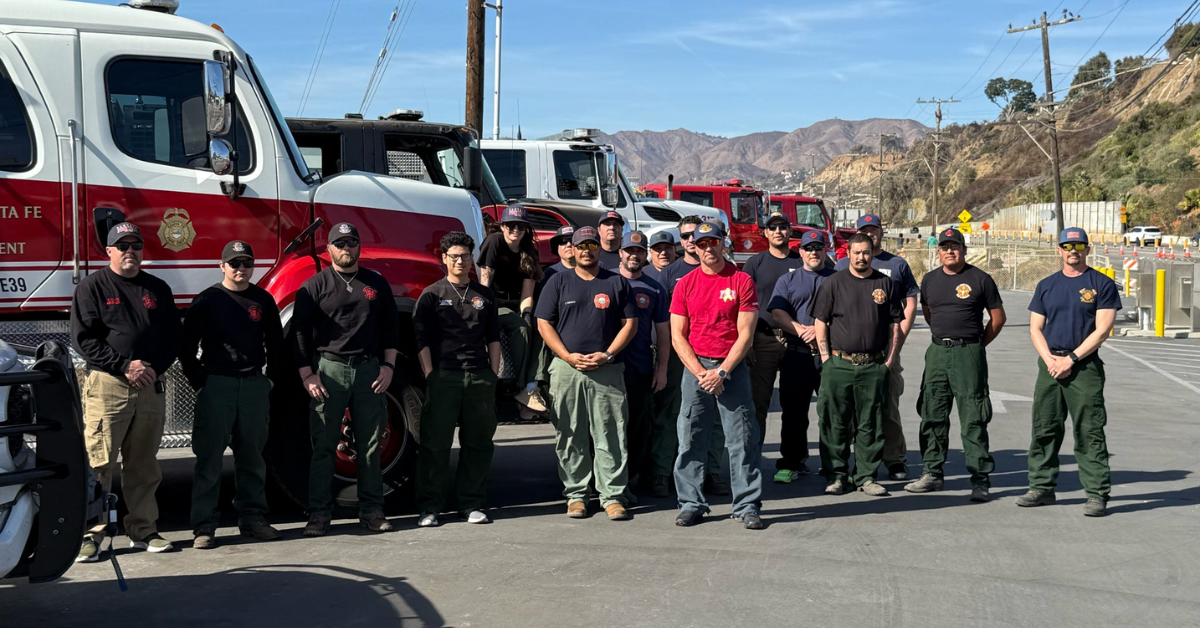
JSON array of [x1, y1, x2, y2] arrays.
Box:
[[669, 219, 765, 530]]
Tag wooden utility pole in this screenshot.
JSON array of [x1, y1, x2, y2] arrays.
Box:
[[1008, 10, 1081, 238], [465, 0, 486, 135], [872, 133, 897, 215], [917, 97, 959, 234]]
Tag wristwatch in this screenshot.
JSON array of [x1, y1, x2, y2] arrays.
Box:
[[716, 368, 728, 380], [381, 361, 395, 370], [1067, 352, 1079, 364], [603, 351, 615, 363]]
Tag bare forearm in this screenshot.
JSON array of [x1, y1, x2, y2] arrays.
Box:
[[983, 308, 1007, 346], [901, 297, 917, 337], [815, 320, 830, 358], [488, 342, 501, 373], [1074, 310, 1115, 359], [887, 324, 901, 362], [417, 347, 433, 376], [772, 310, 799, 336], [538, 319, 571, 361], [719, 332, 753, 373], [609, 319, 637, 355], [479, 267, 493, 288]]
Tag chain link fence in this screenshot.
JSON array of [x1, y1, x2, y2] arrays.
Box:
[[885, 240, 1064, 291]]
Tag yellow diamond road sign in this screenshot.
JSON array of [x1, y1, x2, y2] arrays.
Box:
[[959, 222, 972, 233], [957, 210, 972, 223]]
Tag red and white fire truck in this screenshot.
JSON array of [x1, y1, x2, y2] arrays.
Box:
[[768, 194, 847, 259], [0, 0, 485, 507], [641, 179, 768, 265]]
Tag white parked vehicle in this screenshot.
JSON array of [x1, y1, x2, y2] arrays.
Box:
[[481, 130, 727, 240], [1124, 226, 1162, 245]]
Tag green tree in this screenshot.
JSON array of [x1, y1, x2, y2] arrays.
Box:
[[1068, 52, 1111, 99], [985, 78, 1037, 120], [1178, 188, 1200, 214], [1166, 22, 1200, 58]]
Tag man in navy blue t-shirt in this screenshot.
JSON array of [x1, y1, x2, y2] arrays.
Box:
[[835, 213, 918, 480], [1019, 227, 1121, 517], [616, 231, 671, 499], [536, 226, 638, 521]]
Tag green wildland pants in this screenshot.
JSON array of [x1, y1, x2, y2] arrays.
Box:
[[548, 358, 628, 506], [498, 305, 540, 387], [1028, 355, 1111, 500], [817, 356, 890, 487], [309, 357, 386, 514], [191, 373, 271, 532], [416, 368, 498, 514], [651, 353, 724, 478], [916, 343, 995, 487]]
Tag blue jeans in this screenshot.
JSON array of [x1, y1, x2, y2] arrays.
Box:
[[674, 357, 762, 517]]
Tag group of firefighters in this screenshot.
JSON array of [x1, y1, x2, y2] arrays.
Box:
[[68, 204, 1121, 562]]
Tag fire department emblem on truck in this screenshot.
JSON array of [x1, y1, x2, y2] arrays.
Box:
[[157, 208, 196, 252]]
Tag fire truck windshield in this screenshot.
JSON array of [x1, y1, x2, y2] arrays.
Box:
[[248, 56, 312, 181], [730, 192, 764, 225], [795, 202, 826, 229]]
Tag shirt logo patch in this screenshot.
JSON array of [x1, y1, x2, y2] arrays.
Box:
[[955, 283, 971, 299], [636, 293, 650, 308], [142, 293, 157, 309], [719, 288, 736, 302], [439, 299, 454, 306], [471, 296, 485, 310], [872, 289, 886, 305], [594, 294, 611, 309], [879, 268, 893, 277], [362, 286, 378, 301], [248, 305, 263, 322], [1080, 288, 1096, 303], [106, 297, 121, 306]]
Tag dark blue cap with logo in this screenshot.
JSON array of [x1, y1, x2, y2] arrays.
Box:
[[600, 210, 625, 226], [799, 230, 827, 248], [648, 231, 675, 247], [1059, 227, 1089, 245], [501, 204, 530, 224], [856, 214, 882, 230], [693, 219, 726, 241], [623, 230, 648, 251], [107, 222, 143, 246]]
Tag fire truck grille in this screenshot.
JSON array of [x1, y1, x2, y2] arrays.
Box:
[[525, 209, 566, 232], [1, 320, 196, 448], [642, 205, 682, 223]]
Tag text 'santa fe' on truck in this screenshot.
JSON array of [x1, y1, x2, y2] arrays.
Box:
[[0, 0, 484, 509]]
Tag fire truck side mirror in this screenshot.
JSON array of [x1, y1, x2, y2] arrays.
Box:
[[600, 152, 619, 208], [463, 146, 483, 194], [209, 139, 234, 175], [203, 59, 231, 136]]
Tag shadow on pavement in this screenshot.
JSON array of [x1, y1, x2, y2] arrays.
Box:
[[1, 565, 444, 627]]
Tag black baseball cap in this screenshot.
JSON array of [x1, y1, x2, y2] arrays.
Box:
[[106, 222, 143, 246], [501, 204, 531, 225], [937, 228, 965, 246], [623, 230, 648, 251], [551, 225, 575, 247], [600, 211, 625, 226], [765, 211, 789, 227], [330, 222, 360, 242], [649, 231, 675, 247], [222, 240, 255, 262], [572, 226, 600, 245]]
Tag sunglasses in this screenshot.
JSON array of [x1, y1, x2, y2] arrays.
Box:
[[801, 245, 825, 253], [575, 242, 599, 252], [694, 238, 719, 250], [111, 242, 144, 252], [1060, 243, 1087, 252], [501, 222, 528, 231], [679, 231, 695, 240], [331, 238, 360, 249], [226, 259, 254, 269], [765, 224, 789, 232]]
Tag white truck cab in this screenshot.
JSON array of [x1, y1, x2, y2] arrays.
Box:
[[482, 130, 726, 239]]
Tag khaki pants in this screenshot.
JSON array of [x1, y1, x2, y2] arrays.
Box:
[[547, 359, 628, 507], [83, 370, 166, 542], [883, 356, 909, 467]]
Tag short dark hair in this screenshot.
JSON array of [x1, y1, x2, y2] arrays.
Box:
[[440, 231, 475, 254], [678, 214, 704, 228], [848, 233, 873, 249]]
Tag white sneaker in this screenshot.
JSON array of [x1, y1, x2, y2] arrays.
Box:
[[462, 509, 491, 524], [129, 533, 175, 553], [417, 513, 439, 528]]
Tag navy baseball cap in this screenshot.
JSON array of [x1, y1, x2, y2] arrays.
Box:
[[501, 204, 530, 224], [572, 226, 600, 245], [857, 214, 882, 230], [222, 240, 254, 262], [330, 222, 359, 241], [623, 230, 648, 251], [648, 231, 675, 247], [106, 222, 143, 246], [693, 219, 726, 242], [600, 211, 625, 226], [799, 231, 827, 249], [938, 228, 965, 246], [550, 225, 575, 246], [1059, 228, 1089, 245], [765, 211, 789, 226]]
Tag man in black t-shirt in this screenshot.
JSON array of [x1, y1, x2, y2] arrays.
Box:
[[293, 222, 401, 536], [742, 211, 803, 449], [180, 240, 284, 549], [412, 232, 501, 527], [536, 226, 638, 521], [597, 211, 626, 269], [71, 222, 182, 561], [810, 234, 903, 497], [905, 229, 1006, 501]]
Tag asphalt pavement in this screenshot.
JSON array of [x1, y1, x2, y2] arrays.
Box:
[[3, 291, 1199, 627]]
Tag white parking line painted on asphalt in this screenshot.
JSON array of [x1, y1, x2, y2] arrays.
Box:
[[991, 391, 1033, 414], [1149, 362, 1200, 371], [1108, 339, 1200, 349], [1107, 344, 1200, 397]]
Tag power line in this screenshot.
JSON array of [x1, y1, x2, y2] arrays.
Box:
[[949, 31, 1005, 98], [362, 0, 421, 115], [1053, 1, 1129, 88], [359, 1, 405, 115], [297, 0, 342, 116]]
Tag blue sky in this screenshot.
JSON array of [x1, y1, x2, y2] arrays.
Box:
[[86, 0, 1186, 137]]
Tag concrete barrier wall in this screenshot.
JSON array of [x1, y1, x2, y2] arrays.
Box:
[[990, 201, 1122, 235]]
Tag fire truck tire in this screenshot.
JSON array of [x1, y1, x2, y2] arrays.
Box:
[[264, 365, 423, 513]]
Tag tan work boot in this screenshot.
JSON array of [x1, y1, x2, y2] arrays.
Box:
[[904, 474, 944, 493], [193, 529, 217, 550], [858, 480, 889, 497], [567, 501, 587, 518], [605, 503, 631, 521], [515, 387, 548, 413]]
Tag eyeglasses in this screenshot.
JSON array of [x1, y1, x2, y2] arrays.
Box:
[[501, 222, 528, 231], [444, 253, 471, 263], [801, 245, 825, 253], [575, 242, 599, 251], [694, 238, 719, 250], [765, 224, 789, 232], [679, 231, 696, 240], [226, 259, 254, 269], [112, 242, 144, 252], [331, 238, 360, 249], [1060, 243, 1088, 252]]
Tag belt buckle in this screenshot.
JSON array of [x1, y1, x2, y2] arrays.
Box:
[[941, 338, 954, 348], [850, 353, 870, 366]]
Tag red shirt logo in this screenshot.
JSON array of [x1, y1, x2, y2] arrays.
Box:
[[142, 293, 157, 309], [106, 297, 121, 306], [594, 293, 610, 309], [636, 293, 649, 309], [248, 305, 263, 322], [362, 286, 378, 301]]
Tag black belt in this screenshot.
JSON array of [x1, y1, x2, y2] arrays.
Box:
[[1049, 350, 1072, 357], [321, 352, 376, 366], [831, 350, 886, 365], [932, 337, 980, 348], [206, 368, 262, 379], [696, 355, 725, 362]]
